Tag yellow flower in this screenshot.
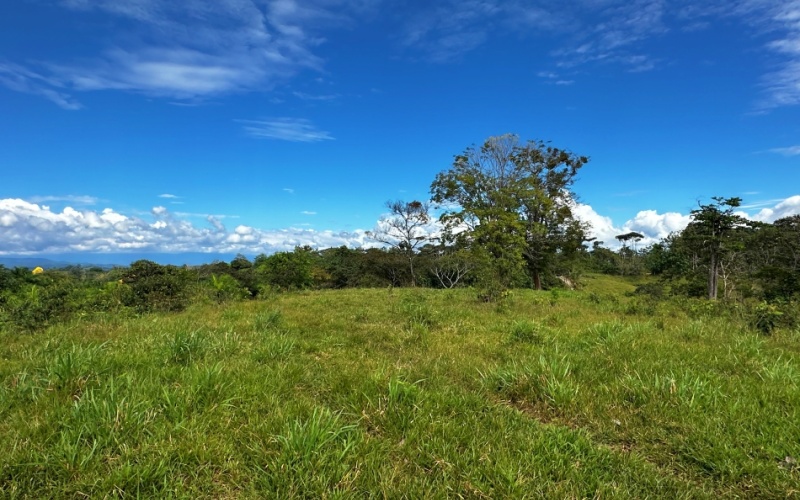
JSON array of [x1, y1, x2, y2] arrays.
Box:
[[32, 267, 44, 275]]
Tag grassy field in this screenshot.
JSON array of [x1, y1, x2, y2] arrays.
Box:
[[1, 278, 799, 498]]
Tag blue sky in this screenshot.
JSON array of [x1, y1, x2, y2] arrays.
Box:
[[1, 0, 800, 263]]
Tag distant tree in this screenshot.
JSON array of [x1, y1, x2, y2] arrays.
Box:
[[687, 197, 748, 300], [367, 200, 432, 287], [429, 246, 474, 289], [615, 231, 646, 276], [615, 231, 645, 250]]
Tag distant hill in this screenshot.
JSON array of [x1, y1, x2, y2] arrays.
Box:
[[0, 257, 98, 269], [0, 253, 241, 269]]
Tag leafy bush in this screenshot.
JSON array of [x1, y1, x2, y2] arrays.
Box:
[[634, 282, 666, 299], [751, 302, 784, 335], [256, 249, 314, 290], [208, 274, 250, 303], [122, 260, 192, 313], [1, 273, 77, 331]]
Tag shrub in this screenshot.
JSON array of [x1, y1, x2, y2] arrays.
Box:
[[208, 274, 250, 303], [122, 260, 192, 313], [256, 249, 314, 291], [751, 302, 783, 335]]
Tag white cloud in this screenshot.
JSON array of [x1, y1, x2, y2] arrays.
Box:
[[300, 211, 317, 215], [752, 195, 800, 222], [576, 194, 800, 248], [0, 62, 83, 110], [575, 203, 697, 248], [0, 199, 372, 255], [292, 91, 340, 101], [283, 188, 295, 194], [3, 195, 799, 257], [769, 145, 800, 156], [28, 195, 99, 205], [0, 0, 369, 106], [158, 193, 179, 199], [238, 117, 334, 142]]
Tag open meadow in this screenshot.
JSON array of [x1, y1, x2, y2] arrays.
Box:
[[1, 276, 799, 498]]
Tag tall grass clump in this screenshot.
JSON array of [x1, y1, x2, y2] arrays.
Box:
[[253, 310, 283, 332], [508, 320, 545, 344], [481, 355, 580, 411], [163, 329, 207, 365], [263, 407, 361, 496]]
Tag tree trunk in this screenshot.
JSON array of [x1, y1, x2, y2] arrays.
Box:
[[533, 270, 542, 291], [708, 251, 718, 300], [408, 255, 416, 287]]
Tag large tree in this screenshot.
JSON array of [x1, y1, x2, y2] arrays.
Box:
[[687, 197, 748, 300], [430, 134, 589, 290]]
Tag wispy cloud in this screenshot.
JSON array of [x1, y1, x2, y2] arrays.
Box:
[[238, 117, 334, 142], [292, 91, 340, 101], [0, 0, 369, 106], [737, 1, 800, 110], [158, 193, 180, 199], [399, 0, 667, 72], [0, 62, 83, 110], [28, 195, 99, 205], [300, 210, 317, 215], [400, 0, 503, 62], [768, 145, 800, 156], [283, 188, 295, 194]]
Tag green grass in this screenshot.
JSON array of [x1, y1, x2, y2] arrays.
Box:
[[1, 285, 799, 497]]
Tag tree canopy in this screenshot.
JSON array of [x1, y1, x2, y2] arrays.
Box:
[[431, 134, 589, 291]]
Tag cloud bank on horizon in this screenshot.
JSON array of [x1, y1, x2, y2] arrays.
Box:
[[0, 198, 373, 256], [2, 196, 798, 257]]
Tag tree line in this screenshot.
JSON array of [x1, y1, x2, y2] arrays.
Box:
[[1, 134, 798, 332]]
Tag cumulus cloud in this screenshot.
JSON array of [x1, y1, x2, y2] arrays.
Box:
[[3, 195, 799, 257], [573, 203, 692, 248], [752, 195, 800, 222], [0, 199, 372, 255], [576, 194, 800, 248]]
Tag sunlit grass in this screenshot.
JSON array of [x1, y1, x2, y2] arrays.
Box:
[[1, 283, 798, 497]]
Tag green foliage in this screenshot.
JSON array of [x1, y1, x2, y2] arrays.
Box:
[[123, 260, 192, 313], [256, 248, 314, 290], [208, 273, 250, 303], [0, 272, 77, 331], [751, 302, 783, 335], [431, 134, 589, 292]]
